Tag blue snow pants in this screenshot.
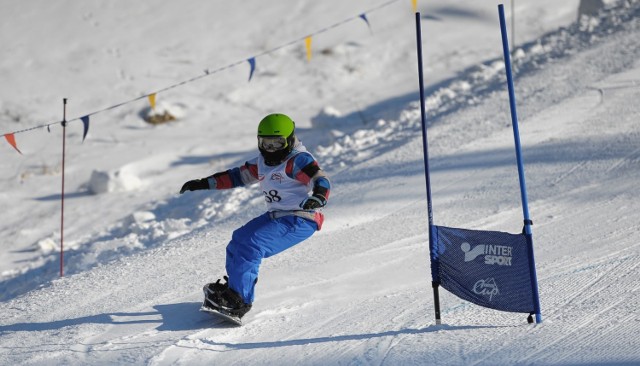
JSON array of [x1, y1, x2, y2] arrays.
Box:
[[226, 212, 317, 304]]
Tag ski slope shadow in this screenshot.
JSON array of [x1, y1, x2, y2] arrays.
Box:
[[33, 191, 92, 201], [0, 312, 158, 334], [0, 302, 218, 334], [199, 324, 497, 351], [154, 302, 239, 331]]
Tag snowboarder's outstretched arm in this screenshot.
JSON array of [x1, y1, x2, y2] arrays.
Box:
[[179, 160, 259, 194]]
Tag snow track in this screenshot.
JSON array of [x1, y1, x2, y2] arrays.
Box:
[[2, 1, 640, 365]]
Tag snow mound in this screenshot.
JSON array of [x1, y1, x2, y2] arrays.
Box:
[[89, 168, 143, 194]]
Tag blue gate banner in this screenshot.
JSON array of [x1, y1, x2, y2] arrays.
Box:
[[431, 225, 535, 313]]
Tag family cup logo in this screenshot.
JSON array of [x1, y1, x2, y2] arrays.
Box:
[[461, 242, 513, 266], [270, 172, 284, 183], [473, 278, 500, 301]]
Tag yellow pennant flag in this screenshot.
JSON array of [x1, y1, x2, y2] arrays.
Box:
[[412, 0, 417, 13], [305, 36, 312, 62], [148, 93, 157, 110]]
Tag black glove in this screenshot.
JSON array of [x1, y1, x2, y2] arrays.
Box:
[[300, 194, 327, 210], [179, 179, 210, 194]]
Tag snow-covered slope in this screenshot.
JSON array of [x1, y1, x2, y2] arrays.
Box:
[[2, 1, 640, 365]]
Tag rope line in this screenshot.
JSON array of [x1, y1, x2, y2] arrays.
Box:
[[2, 0, 402, 137]]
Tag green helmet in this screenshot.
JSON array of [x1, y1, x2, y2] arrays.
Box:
[[257, 113, 296, 165], [257, 113, 295, 138]]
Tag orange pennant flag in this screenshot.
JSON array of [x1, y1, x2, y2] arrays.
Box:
[[305, 36, 312, 62], [148, 93, 157, 110], [4, 133, 22, 154], [412, 0, 417, 13]]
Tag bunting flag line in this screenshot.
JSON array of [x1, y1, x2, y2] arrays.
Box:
[[305, 36, 313, 61], [81, 116, 90, 142], [4, 133, 22, 154], [0, 0, 404, 148], [247, 57, 256, 82], [148, 93, 157, 110]]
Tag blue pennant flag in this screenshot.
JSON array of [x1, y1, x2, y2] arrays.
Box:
[[359, 13, 372, 33], [247, 57, 256, 82], [431, 225, 535, 313], [81, 116, 90, 142]]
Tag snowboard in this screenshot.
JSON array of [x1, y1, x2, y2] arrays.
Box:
[[200, 303, 243, 326]]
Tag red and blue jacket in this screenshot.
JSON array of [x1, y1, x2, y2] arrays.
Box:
[[205, 144, 330, 229]]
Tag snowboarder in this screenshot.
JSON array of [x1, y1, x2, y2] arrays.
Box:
[[179, 113, 331, 321]]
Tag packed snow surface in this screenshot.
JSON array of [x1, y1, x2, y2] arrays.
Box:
[[1, 0, 639, 365]]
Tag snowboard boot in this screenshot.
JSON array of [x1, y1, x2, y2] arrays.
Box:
[[203, 276, 229, 299], [203, 277, 252, 318]]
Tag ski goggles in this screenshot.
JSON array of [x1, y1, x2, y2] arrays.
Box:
[[258, 136, 287, 152]]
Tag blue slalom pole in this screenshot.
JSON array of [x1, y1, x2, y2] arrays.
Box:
[[414, 12, 441, 325], [498, 4, 542, 324]]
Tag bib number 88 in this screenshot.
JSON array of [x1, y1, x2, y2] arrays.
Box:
[[263, 190, 282, 203]]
